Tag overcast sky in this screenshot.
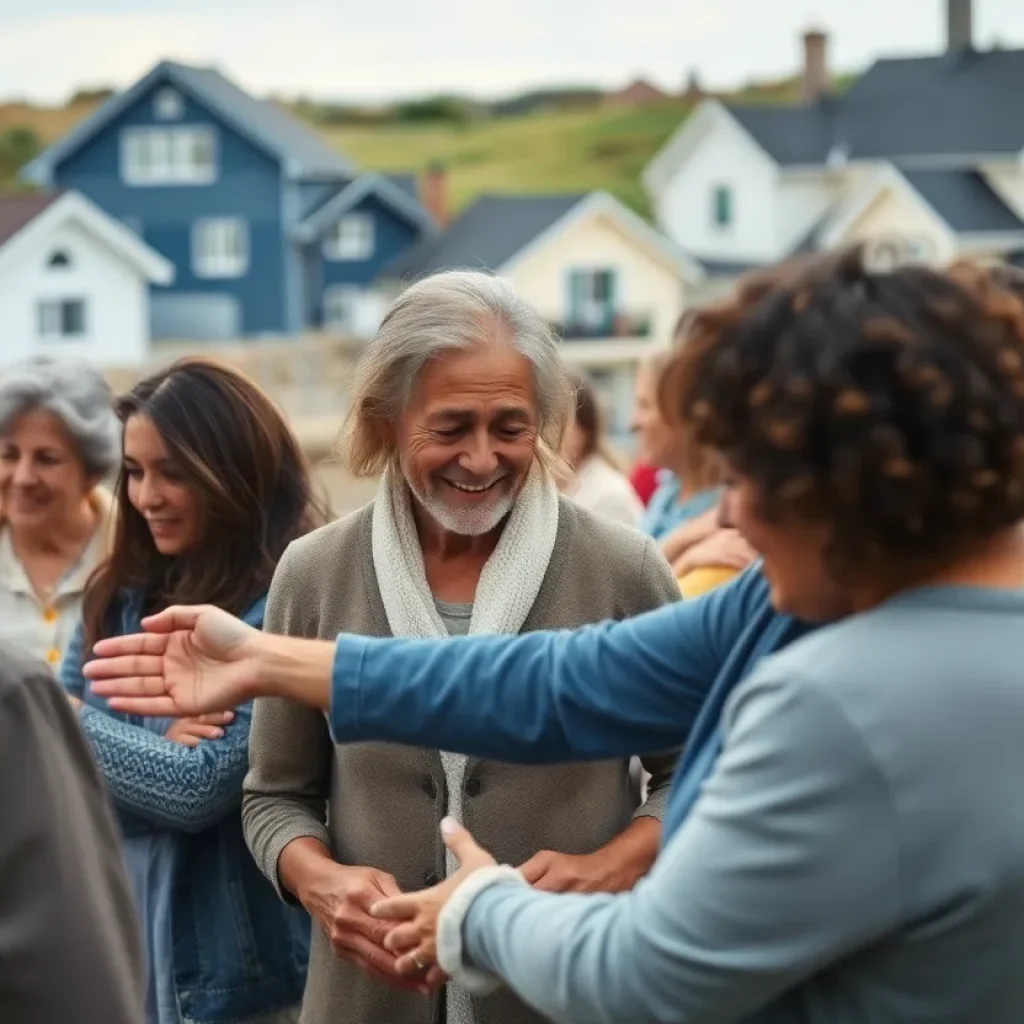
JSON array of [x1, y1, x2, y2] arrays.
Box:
[[3, 0, 1024, 104]]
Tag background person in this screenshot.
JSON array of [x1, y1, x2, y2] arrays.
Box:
[[558, 369, 644, 527], [62, 358, 323, 1024], [240, 271, 680, 1024], [0, 356, 119, 671]]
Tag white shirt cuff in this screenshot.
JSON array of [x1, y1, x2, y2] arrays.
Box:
[[437, 864, 527, 994]]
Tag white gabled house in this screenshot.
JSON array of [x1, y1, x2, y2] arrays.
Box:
[[644, 1, 1024, 294], [0, 191, 174, 368]]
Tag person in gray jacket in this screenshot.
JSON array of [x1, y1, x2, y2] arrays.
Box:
[[0, 645, 143, 1024], [240, 271, 680, 1024]]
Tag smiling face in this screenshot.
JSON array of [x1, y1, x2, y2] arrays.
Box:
[[123, 413, 201, 556], [0, 408, 94, 531], [395, 342, 539, 537]]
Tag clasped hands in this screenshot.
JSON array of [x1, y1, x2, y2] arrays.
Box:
[[307, 818, 625, 993]]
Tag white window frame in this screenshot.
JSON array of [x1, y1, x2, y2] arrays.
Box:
[[192, 218, 249, 279], [154, 87, 184, 121], [324, 213, 374, 261], [323, 285, 363, 330], [120, 126, 217, 186], [37, 297, 87, 340]]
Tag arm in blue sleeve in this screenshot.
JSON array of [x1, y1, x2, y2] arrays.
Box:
[[75, 704, 252, 833], [62, 619, 252, 833], [330, 566, 769, 763], [457, 671, 900, 1024]]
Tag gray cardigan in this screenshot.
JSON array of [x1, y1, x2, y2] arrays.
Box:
[[242, 497, 680, 1024]]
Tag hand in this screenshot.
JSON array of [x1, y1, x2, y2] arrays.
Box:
[[659, 506, 719, 564], [371, 817, 496, 978], [298, 860, 437, 996], [164, 711, 235, 748], [672, 528, 757, 578], [83, 605, 262, 716], [519, 848, 635, 893]]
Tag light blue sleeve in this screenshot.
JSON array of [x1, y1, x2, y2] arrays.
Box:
[[61, 620, 252, 834], [458, 670, 901, 1024], [329, 566, 769, 762]]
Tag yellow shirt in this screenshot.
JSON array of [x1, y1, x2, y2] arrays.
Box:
[[0, 491, 114, 673], [678, 565, 739, 600]]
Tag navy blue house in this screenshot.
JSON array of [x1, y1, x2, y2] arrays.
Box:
[[23, 62, 435, 340]]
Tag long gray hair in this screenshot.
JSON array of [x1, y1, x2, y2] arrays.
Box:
[[341, 270, 575, 477]]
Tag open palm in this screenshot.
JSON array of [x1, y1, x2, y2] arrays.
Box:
[[84, 605, 261, 716]]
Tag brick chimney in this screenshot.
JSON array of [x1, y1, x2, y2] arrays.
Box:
[[801, 29, 830, 104], [947, 0, 972, 52], [420, 161, 448, 228]]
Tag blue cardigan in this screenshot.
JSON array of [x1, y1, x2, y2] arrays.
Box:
[[62, 592, 309, 1023], [323, 573, 1024, 1023]]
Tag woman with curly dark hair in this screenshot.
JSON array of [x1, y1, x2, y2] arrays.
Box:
[[89, 252, 1024, 1023]]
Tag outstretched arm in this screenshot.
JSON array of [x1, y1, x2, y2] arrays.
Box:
[[88, 569, 771, 765], [324, 567, 766, 762]]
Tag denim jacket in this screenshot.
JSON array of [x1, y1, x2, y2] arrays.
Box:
[[62, 592, 309, 1023]]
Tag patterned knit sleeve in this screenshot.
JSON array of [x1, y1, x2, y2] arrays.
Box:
[[76, 702, 253, 834]]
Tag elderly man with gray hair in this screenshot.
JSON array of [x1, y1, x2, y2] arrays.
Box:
[[0, 356, 119, 671], [242, 270, 680, 1024]]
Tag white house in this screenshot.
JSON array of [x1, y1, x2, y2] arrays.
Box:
[[379, 189, 705, 448], [0, 191, 174, 368], [644, 0, 1024, 295]]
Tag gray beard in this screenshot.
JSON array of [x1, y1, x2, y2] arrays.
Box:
[[404, 473, 515, 537]]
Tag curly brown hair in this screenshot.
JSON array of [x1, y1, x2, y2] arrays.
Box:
[[659, 248, 1024, 579]]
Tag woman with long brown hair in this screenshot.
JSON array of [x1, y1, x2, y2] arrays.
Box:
[[62, 358, 325, 1024]]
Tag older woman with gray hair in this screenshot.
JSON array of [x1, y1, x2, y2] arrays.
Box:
[[0, 356, 119, 671], [241, 270, 680, 1024]]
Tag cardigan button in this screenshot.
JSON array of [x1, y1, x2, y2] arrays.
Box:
[[423, 871, 440, 887], [465, 777, 482, 797], [421, 777, 437, 799]]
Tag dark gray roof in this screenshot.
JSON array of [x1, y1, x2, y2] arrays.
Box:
[[380, 193, 586, 280], [385, 173, 418, 199], [839, 49, 1024, 159], [727, 103, 835, 165], [23, 61, 353, 185], [166, 63, 353, 177], [726, 48, 1024, 166], [900, 168, 1024, 233]]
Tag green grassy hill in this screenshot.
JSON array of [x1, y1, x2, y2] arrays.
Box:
[[322, 100, 695, 217], [0, 72, 856, 218]]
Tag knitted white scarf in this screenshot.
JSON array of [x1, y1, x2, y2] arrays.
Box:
[[371, 461, 560, 639]]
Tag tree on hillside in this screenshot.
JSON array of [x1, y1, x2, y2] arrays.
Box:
[[69, 87, 115, 105], [0, 127, 41, 182]]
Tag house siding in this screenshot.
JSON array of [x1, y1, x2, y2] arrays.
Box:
[[655, 113, 780, 263], [839, 187, 957, 264], [50, 77, 288, 337], [0, 219, 149, 367], [311, 194, 421, 326], [503, 210, 687, 346]]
